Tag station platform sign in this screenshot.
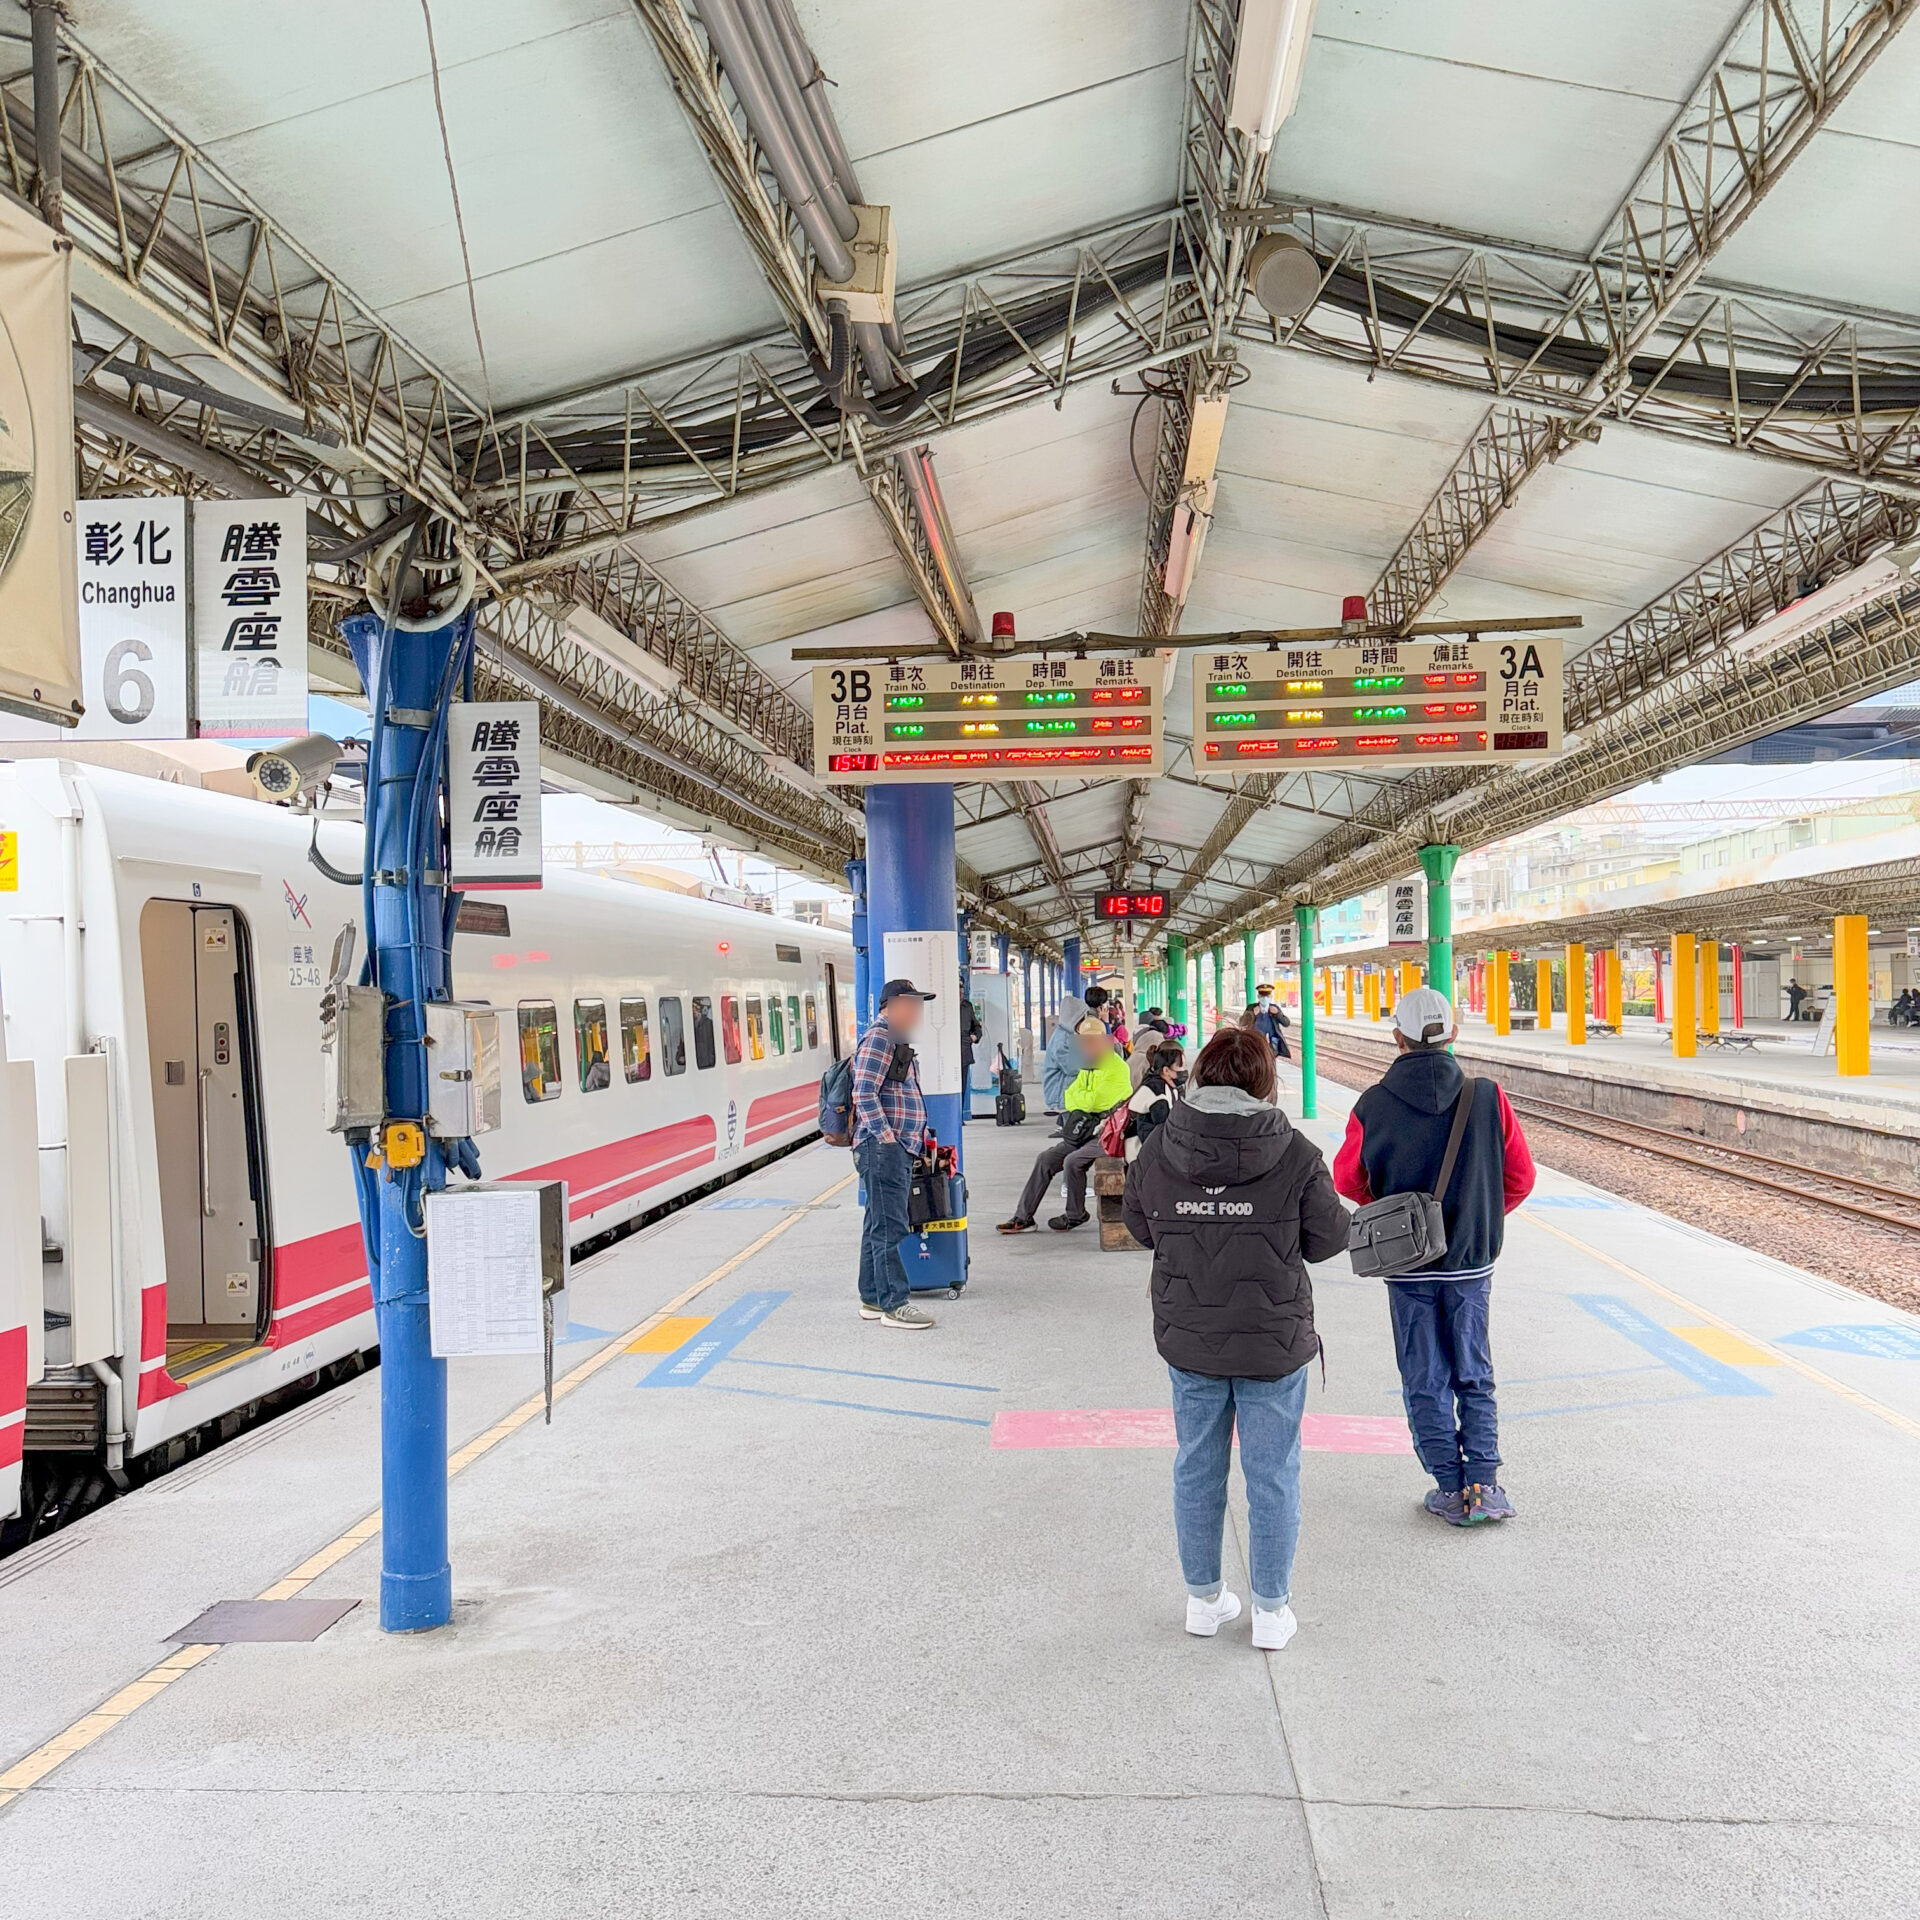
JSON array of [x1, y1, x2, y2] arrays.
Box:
[[813, 655, 1162, 785], [1192, 636, 1563, 771]]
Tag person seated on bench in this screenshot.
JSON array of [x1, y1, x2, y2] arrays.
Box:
[[999, 1016, 1133, 1234], [1124, 1040, 1187, 1161], [1888, 988, 1916, 1028]]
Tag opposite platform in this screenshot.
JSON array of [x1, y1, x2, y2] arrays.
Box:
[[4, 1097, 1918, 1918]]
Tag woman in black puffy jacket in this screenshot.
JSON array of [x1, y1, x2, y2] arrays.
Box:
[[1124, 1025, 1349, 1653]]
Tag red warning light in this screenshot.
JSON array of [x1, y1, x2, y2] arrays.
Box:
[[717, 940, 731, 953]]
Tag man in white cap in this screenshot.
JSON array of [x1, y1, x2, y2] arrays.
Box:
[[1332, 986, 1535, 1528]]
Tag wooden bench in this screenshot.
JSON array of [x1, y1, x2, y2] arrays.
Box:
[[1092, 1155, 1146, 1251], [1702, 1031, 1760, 1051]]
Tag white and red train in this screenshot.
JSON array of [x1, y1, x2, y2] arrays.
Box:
[[0, 757, 852, 1533]]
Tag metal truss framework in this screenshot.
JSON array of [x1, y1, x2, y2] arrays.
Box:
[[1362, 0, 1918, 626], [21, 5, 1920, 959], [1368, 409, 1576, 631]]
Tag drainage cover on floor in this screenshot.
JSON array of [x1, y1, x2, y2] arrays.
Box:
[[167, 1597, 359, 1643]]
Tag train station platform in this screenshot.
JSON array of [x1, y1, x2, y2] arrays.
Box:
[[5, 1104, 1919, 1918]]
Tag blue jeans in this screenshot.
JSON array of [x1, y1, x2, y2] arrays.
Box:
[[1169, 1364, 1308, 1611], [855, 1137, 913, 1313], [1386, 1276, 1500, 1492]]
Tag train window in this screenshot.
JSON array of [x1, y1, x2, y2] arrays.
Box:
[[746, 995, 766, 1061], [692, 995, 718, 1070], [768, 995, 785, 1056], [805, 991, 819, 1048], [715, 994, 740, 1065], [788, 994, 802, 1050], [518, 1002, 563, 1103], [575, 999, 611, 1092], [658, 995, 688, 1075], [620, 996, 651, 1083]]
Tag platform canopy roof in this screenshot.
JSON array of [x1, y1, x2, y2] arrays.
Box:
[[11, 0, 1920, 958]]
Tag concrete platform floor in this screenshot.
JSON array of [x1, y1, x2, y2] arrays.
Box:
[[1319, 1009, 1920, 1133], [5, 1090, 1920, 1918]]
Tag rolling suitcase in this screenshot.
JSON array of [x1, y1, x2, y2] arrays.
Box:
[[994, 1048, 1025, 1127]]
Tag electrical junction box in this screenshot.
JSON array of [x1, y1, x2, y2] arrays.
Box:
[[817, 202, 896, 325], [424, 1003, 502, 1140], [320, 982, 386, 1133]]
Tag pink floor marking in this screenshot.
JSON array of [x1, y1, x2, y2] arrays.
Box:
[[988, 1408, 1413, 1454]]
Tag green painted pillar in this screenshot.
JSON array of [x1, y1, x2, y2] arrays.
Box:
[[1295, 904, 1318, 1119], [1166, 933, 1189, 1050], [1418, 843, 1461, 1013], [1241, 928, 1257, 1006], [1210, 943, 1226, 1035]]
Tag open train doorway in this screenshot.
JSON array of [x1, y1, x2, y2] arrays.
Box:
[[139, 901, 272, 1380]]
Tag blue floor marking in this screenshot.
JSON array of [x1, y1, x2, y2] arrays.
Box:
[[1528, 1195, 1627, 1210], [1571, 1294, 1771, 1396], [1779, 1324, 1920, 1359], [637, 1291, 789, 1387], [1508, 1391, 1710, 1421], [701, 1382, 993, 1427], [727, 1357, 999, 1393], [704, 1196, 801, 1211], [1503, 1364, 1664, 1388], [556, 1321, 617, 1346]]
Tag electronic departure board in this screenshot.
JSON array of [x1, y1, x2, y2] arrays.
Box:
[[1095, 891, 1169, 921], [813, 655, 1164, 785], [1190, 636, 1564, 771]]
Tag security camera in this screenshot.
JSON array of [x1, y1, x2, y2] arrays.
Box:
[[248, 733, 341, 805]]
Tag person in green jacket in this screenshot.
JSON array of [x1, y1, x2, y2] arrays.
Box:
[[998, 1017, 1135, 1233]]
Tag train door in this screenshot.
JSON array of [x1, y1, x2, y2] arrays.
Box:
[[140, 902, 269, 1337], [824, 964, 843, 1060]]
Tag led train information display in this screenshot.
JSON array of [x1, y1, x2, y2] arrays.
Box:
[[1190, 636, 1564, 770], [813, 656, 1164, 785]]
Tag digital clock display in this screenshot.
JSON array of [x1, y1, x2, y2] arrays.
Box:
[[1096, 891, 1169, 920]]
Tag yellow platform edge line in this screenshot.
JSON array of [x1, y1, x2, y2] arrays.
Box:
[[1671, 1326, 1781, 1367], [1523, 1211, 1920, 1440], [0, 1171, 854, 1816]]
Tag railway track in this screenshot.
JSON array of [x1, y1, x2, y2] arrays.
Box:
[[1312, 1039, 1920, 1241]]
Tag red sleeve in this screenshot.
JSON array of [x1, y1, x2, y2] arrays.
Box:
[[1331, 1112, 1373, 1204], [1497, 1086, 1536, 1212]]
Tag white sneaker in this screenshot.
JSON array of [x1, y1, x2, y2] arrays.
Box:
[[857, 1302, 884, 1320], [878, 1304, 935, 1330], [1252, 1604, 1298, 1652], [1185, 1590, 1243, 1637]]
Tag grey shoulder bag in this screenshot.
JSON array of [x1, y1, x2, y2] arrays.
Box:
[[1346, 1079, 1476, 1280]]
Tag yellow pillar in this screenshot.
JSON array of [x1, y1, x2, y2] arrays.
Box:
[[1672, 935, 1697, 1058], [1344, 967, 1355, 1019], [1566, 943, 1586, 1045], [1605, 947, 1621, 1029], [1535, 956, 1552, 1032], [1699, 938, 1719, 1035], [1491, 951, 1511, 1036], [1835, 914, 1869, 1076], [1400, 959, 1420, 998]]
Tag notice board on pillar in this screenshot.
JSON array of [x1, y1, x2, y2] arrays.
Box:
[[814, 656, 1162, 784], [1193, 636, 1562, 771], [449, 701, 542, 889], [882, 929, 961, 1097]]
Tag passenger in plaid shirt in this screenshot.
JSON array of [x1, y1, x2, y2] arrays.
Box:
[[852, 978, 938, 1330]]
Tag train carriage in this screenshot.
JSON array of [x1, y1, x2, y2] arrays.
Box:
[[0, 758, 852, 1531]]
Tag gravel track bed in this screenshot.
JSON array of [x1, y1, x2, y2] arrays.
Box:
[[1314, 1051, 1920, 1317]]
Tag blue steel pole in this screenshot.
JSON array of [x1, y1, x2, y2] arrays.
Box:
[[341, 609, 468, 1634], [865, 784, 966, 1291], [845, 858, 871, 1030], [1062, 936, 1082, 1001]]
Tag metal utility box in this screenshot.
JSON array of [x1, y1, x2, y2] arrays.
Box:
[[424, 1003, 502, 1139], [816, 202, 896, 324], [320, 981, 386, 1133]]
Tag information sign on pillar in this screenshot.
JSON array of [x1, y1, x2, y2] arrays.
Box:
[[882, 929, 962, 1096], [1387, 880, 1425, 947], [449, 702, 543, 890], [192, 500, 307, 738]]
